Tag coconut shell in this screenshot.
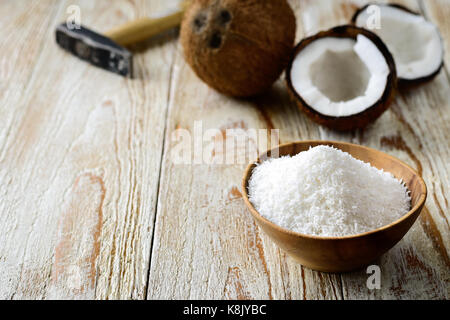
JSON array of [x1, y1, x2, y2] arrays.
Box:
[[180, 0, 296, 97], [351, 3, 444, 86], [285, 25, 397, 131]]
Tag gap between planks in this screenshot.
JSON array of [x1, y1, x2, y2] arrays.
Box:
[[144, 38, 179, 300]]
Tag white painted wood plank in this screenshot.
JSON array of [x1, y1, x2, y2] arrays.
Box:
[[297, 0, 449, 299], [0, 0, 448, 300], [0, 0, 178, 299], [147, 0, 448, 300]]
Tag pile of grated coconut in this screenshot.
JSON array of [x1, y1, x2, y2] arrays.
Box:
[[248, 145, 411, 237]]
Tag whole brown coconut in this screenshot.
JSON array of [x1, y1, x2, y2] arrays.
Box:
[[180, 0, 296, 97]]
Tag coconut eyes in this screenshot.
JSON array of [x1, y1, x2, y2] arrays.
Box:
[[209, 31, 222, 49], [193, 8, 231, 34], [193, 13, 207, 32], [219, 10, 231, 25], [192, 9, 231, 49]]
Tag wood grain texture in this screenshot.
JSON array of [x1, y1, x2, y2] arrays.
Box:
[[0, 0, 179, 299], [292, 0, 449, 299], [147, 0, 449, 300], [0, 0, 448, 300]]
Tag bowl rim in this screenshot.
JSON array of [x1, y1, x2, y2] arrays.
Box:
[[241, 140, 427, 240]]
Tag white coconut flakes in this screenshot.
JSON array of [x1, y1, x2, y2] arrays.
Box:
[[248, 146, 411, 237]]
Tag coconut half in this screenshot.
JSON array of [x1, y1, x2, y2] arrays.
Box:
[[286, 26, 396, 131], [353, 4, 444, 84]]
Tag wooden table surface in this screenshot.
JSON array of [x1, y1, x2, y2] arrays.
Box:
[[0, 0, 448, 300]]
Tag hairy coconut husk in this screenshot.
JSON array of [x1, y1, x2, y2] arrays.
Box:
[[180, 0, 296, 97]]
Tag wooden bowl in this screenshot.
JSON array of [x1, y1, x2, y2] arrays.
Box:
[[242, 141, 427, 272]]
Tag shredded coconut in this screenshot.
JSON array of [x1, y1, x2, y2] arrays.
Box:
[[248, 145, 411, 237]]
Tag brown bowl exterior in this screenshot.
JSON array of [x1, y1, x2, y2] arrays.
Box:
[[242, 141, 427, 272]]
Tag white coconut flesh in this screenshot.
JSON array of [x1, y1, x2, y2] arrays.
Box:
[[355, 5, 443, 80], [290, 35, 390, 117]]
